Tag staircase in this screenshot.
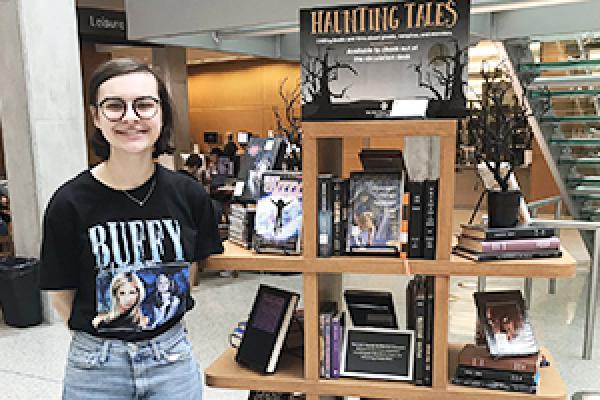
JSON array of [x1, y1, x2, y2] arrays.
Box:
[[500, 39, 600, 250]]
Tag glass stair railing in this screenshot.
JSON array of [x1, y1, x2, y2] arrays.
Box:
[[559, 157, 600, 165], [530, 75, 600, 87], [567, 176, 600, 185], [520, 59, 600, 72], [549, 138, 600, 145], [541, 115, 600, 123], [529, 89, 600, 98]]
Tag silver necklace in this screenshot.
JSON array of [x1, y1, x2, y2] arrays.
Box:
[[122, 178, 156, 207]]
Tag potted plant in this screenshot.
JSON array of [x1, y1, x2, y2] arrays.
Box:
[[468, 63, 532, 228]]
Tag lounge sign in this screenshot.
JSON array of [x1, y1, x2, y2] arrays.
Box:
[[77, 7, 127, 41]]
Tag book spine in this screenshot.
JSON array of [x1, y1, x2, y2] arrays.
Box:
[[480, 237, 560, 252], [331, 313, 341, 378], [407, 181, 424, 259], [459, 355, 537, 373], [318, 176, 334, 257], [332, 178, 343, 256], [340, 179, 349, 256], [455, 248, 562, 261], [414, 276, 425, 385], [484, 228, 556, 240], [423, 179, 438, 260], [424, 276, 434, 387], [324, 312, 332, 378], [456, 366, 536, 385], [319, 313, 326, 378], [401, 192, 410, 259], [452, 376, 537, 394]]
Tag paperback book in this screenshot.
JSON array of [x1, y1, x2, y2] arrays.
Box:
[[254, 172, 303, 255], [346, 172, 405, 256], [236, 137, 286, 202]]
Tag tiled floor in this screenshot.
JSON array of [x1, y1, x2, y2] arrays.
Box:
[[1, 211, 599, 399]]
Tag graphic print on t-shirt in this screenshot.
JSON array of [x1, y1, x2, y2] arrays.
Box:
[[88, 219, 190, 332]]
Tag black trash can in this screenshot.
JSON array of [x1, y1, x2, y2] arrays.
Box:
[[0, 257, 42, 327]]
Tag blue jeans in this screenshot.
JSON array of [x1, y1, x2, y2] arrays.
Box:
[[63, 323, 202, 399]]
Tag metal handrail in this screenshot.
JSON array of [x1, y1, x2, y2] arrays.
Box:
[[526, 198, 600, 360]]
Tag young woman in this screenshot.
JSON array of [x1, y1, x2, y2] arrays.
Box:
[[40, 58, 223, 399]]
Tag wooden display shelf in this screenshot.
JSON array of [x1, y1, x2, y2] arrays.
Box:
[[205, 345, 566, 399], [205, 348, 306, 393], [203, 241, 304, 272], [447, 343, 566, 400], [206, 242, 576, 278], [302, 120, 458, 139]]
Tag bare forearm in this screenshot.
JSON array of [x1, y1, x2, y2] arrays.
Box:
[[49, 290, 76, 326]]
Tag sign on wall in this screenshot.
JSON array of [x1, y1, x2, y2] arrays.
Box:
[[300, 1, 470, 120], [77, 8, 127, 42]]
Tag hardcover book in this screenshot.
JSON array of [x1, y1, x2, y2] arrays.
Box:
[[453, 246, 562, 262], [236, 284, 300, 374], [422, 179, 438, 260], [457, 236, 560, 253], [406, 180, 424, 258], [459, 224, 556, 240], [236, 137, 286, 202], [344, 289, 397, 329], [346, 172, 405, 255], [254, 172, 303, 255], [473, 291, 539, 357], [318, 174, 334, 257], [457, 344, 538, 373]]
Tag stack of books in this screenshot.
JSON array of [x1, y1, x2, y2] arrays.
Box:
[[228, 203, 256, 249], [453, 344, 539, 394], [453, 224, 561, 261]]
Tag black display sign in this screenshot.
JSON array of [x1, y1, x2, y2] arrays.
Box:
[[77, 8, 127, 42], [300, 0, 470, 120], [341, 327, 414, 380]]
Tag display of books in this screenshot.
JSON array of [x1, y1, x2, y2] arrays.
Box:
[[346, 172, 405, 256], [236, 137, 286, 202], [453, 223, 562, 262], [474, 291, 538, 358], [253, 171, 303, 255]]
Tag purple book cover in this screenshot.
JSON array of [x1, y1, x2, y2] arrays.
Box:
[[331, 314, 341, 378], [324, 313, 331, 378]]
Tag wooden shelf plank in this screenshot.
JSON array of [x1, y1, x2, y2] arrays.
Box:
[[302, 120, 458, 138], [206, 242, 576, 278], [448, 343, 566, 400], [205, 348, 307, 393], [203, 241, 304, 272], [205, 345, 566, 399]]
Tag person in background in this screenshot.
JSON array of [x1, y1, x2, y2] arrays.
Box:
[[40, 58, 223, 399], [223, 133, 238, 158], [178, 153, 204, 181]]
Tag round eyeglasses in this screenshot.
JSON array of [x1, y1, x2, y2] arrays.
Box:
[[96, 96, 160, 122]]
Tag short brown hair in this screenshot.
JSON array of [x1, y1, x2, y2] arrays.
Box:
[[88, 58, 174, 160]]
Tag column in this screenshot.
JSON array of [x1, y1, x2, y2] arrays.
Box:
[[0, 0, 87, 320], [152, 46, 192, 170]]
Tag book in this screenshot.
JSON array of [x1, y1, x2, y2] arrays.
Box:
[[406, 181, 424, 259], [473, 291, 539, 357], [254, 171, 303, 255], [318, 174, 334, 257], [330, 312, 343, 378], [453, 246, 562, 262], [457, 236, 560, 253], [236, 137, 286, 202], [346, 171, 405, 256], [319, 301, 338, 378], [424, 276, 434, 387], [414, 276, 426, 385], [343, 289, 397, 329], [460, 224, 556, 240], [422, 179, 438, 260], [400, 192, 410, 259], [452, 376, 537, 394], [455, 365, 537, 385], [236, 284, 300, 374], [332, 178, 348, 256], [458, 344, 538, 373], [359, 148, 407, 173]]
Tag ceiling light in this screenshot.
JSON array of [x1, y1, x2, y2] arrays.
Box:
[[471, 0, 587, 14]]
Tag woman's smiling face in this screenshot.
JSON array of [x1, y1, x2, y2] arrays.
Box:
[[92, 72, 162, 157]]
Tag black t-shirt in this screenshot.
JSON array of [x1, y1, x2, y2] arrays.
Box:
[[40, 164, 224, 341]]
